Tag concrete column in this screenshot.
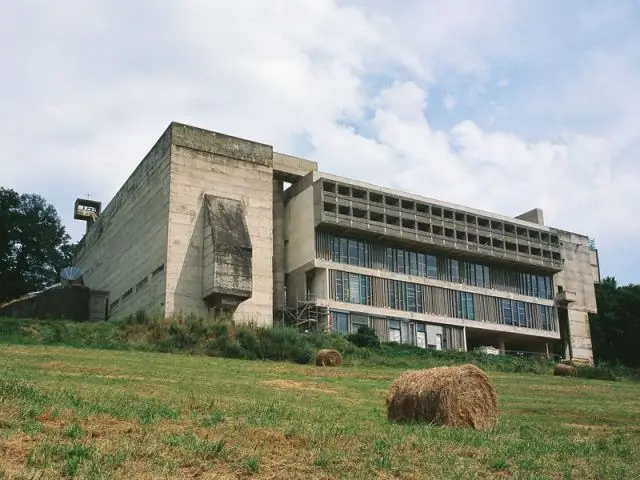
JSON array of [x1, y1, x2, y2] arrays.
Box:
[[272, 180, 286, 311], [545, 342, 550, 360], [498, 338, 506, 355]]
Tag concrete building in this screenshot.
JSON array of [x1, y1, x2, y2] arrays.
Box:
[[72, 122, 600, 363]]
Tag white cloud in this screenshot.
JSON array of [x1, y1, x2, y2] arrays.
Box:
[[0, 0, 638, 282], [443, 94, 458, 110]]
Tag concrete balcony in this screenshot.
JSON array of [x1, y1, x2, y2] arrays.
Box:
[[555, 290, 577, 305]]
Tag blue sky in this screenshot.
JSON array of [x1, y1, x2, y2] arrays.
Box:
[[1, 0, 639, 285]]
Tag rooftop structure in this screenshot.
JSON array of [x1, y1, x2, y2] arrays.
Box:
[[72, 122, 600, 363]]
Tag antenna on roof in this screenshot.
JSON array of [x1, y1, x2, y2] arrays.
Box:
[[60, 267, 84, 286]]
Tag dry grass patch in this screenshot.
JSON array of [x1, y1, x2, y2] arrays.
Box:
[[262, 379, 339, 395]]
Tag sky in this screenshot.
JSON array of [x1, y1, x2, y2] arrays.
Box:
[[1, 0, 639, 285]]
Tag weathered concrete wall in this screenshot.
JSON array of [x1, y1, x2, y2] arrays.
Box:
[[553, 229, 597, 362], [166, 124, 274, 326], [272, 180, 286, 309], [284, 183, 315, 273], [73, 127, 172, 319]]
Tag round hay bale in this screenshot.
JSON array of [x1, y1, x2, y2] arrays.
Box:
[[385, 364, 498, 430], [315, 349, 342, 367], [553, 363, 577, 377]]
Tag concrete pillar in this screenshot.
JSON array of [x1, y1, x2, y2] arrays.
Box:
[[272, 180, 286, 311], [498, 338, 506, 355], [462, 326, 468, 352], [545, 342, 550, 360]]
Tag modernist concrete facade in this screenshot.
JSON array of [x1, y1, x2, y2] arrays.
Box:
[[73, 122, 600, 363]]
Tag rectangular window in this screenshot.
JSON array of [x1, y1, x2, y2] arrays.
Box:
[[427, 255, 438, 279], [397, 282, 406, 310], [349, 274, 360, 304], [386, 248, 395, 271], [360, 275, 369, 305], [476, 264, 484, 288], [348, 239, 359, 265], [388, 281, 396, 309], [418, 253, 427, 277], [466, 292, 475, 320], [332, 237, 340, 262], [360, 241, 368, 267], [396, 249, 406, 274], [389, 320, 401, 343], [468, 263, 477, 286], [517, 301, 526, 327], [351, 313, 369, 332], [336, 272, 344, 301], [545, 276, 552, 299], [537, 276, 546, 299], [340, 238, 348, 264], [332, 311, 349, 333], [483, 266, 490, 288], [530, 275, 536, 296], [502, 299, 513, 325], [408, 252, 418, 276], [540, 305, 549, 330], [407, 284, 416, 312], [450, 259, 460, 283], [416, 285, 424, 313]]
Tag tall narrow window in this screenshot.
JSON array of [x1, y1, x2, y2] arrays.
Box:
[[450, 259, 460, 283], [388, 281, 396, 309], [476, 264, 484, 288], [349, 274, 360, 304], [418, 253, 427, 277], [531, 274, 538, 297], [408, 252, 418, 276], [502, 299, 513, 325], [416, 285, 424, 313], [336, 273, 343, 301], [517, 301, 526, 327], [348, 239, 359, 266], [386, 248, 395, 271], [407, 284, 416, 312], [340, 238, 348, 264], [483, 266, 490, 288], [396, 249, 406, 274], [427, 255, 438, 279], [466, 292, 475, 320], [332, 237, 340, 262], [360, 275, 369, 305]]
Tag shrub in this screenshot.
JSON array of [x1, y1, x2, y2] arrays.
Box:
[[346, 326, 380, 349]]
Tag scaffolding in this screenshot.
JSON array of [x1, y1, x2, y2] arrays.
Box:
[[275, 291, 329, 332]]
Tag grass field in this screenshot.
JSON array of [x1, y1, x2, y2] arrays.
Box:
[[1, 344, 639, 479]]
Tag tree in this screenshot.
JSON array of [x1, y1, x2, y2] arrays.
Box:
[[0, 187, 75, 303], [589, 276, 640, 368]]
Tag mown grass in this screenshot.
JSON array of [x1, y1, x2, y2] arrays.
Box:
[[0, 344, 639, 479]]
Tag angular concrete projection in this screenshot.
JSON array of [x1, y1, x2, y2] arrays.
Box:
[[203, 194, 253, 312]]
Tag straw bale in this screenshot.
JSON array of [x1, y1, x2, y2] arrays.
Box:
[[553, 363, 578, 377], [385, 364, 498, 430], [315, 349, 342, 367]]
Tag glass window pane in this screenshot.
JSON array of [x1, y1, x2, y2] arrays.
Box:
[[340, 238, 348, 263], [451, 259, 460, 283], [349, 274, 360, 303], [418, 253, 426, 276], [409, 252, 418, 276], [396, 250, 405, 274], [427, 255, 438, 279]]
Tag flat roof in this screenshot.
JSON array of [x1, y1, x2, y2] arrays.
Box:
[[313, 170, 553, 232]]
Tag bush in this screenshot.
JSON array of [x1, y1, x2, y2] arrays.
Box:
[[1, 315, 639, 379], [346, 326, 380, 349]]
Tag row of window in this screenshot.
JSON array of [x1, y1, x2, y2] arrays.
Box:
[[317, 231, 555, 300], [329, 270, 558, 331], [329, 310, 465, 351]]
